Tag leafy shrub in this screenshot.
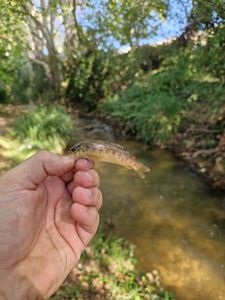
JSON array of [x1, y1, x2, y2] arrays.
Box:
[[11, 61, 53, 103], [66, 41, 176, 111], [11, 105, 73, 151], [99, 47, 225, 145], [197, 25, 225, 80], [66, 48, 110, 110], [99, 51, 195, 144], [66, 47, 143, 111]]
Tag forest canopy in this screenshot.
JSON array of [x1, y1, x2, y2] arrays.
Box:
[[0, 0, 224, 109]]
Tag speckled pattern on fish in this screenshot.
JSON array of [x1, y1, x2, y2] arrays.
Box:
[[69, 140, 150, 178]]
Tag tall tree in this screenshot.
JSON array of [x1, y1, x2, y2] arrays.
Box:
[[0, 0, 26, 96], [22, 0, 83, 92]]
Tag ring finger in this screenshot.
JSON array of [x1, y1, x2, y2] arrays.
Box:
[[73, 186, 102, 210]]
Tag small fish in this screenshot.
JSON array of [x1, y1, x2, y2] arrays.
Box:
[[69, 140, 150, 179]]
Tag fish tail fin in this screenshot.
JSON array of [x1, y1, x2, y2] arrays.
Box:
[[136, 163, 151, 179]]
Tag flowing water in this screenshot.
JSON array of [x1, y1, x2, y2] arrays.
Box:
[[74, 116, 225, 300]]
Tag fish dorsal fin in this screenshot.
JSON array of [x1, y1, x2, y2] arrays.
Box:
[[89, 140, 124, 150], [108, 142, 124, 150]]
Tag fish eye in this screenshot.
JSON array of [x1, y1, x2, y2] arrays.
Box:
[[69, 145, 76, 152]]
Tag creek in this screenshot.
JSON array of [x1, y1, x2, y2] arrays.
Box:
[[74, 115, 225, 300]]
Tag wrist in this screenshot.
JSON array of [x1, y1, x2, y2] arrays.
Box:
[[0, 270, 45, 300]]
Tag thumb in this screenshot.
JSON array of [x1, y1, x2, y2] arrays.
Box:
[[14, 151, 75, 188]]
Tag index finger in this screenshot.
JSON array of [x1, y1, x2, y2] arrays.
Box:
[[75, 158, 94, 171]]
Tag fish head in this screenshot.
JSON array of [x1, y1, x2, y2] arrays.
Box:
[[69, 141, 89, 154], [69, 141, 105, 154]]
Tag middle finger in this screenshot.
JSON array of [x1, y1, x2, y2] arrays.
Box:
[[74, 169, 100, 188]]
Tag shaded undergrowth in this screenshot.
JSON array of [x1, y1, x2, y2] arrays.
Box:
[[99, 50, 225, 189]]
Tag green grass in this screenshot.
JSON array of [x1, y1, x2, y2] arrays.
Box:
[[51, 230, 175, 300], [0, 104, 74, 168], [10, 105, 73, 152]]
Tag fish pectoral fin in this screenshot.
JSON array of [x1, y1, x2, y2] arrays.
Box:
[[88, 154, 100, 161]]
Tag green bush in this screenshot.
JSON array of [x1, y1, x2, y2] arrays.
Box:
[[11, 61, 53, 103], [66, 41, 177, 111], [99, 47, 225, 145], [197, 25, 225, 80], [11, 105, 73, 151], [66, 47, 144, 111], [99, 51, 192, 144]]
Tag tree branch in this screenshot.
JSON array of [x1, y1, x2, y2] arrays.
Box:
[[23, 3, 58, 56]]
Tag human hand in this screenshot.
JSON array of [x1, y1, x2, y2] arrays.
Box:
[[0, 151, 102, 299]]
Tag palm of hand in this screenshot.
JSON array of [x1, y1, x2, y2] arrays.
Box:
[[1, 175, 83, 296], [25, 175, 86, 295], [0, 152, 101, 298]]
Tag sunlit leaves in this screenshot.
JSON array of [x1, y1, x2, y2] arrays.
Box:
[[94, 0, 168, 47], [186, 0, 225, 79]]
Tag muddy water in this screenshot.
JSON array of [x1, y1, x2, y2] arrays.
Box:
[[74, 116, 225, 300]]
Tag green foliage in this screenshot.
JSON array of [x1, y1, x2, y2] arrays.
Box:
[[68, 41, 178, 111], [191, 0, 225, 30], [51, 230, 175, 300], [66, 47, 110, 110], [0, 83, 8, 103], [95, 0, 168, 46], [0, 0, 224, 111], [99, 51, 190, 143], [133, 41, 178, 72], [66, 46, 145, 111], [11, 61, 53, 103], [10, 105, 73, 151], [196, 25, 225, 79], [62, 0, 171, 110], [179, 0, 225, 79], [100, 47, 225, 145], [0, 0, 26, 100]]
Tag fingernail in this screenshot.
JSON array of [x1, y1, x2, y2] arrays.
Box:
[[79, 158, 93, 168]]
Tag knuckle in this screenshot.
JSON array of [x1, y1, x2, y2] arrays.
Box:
[[90, 169, 100, 185], [74, 185, 83, 194], [74, 171, 82, 182], [36, 150, 50, 160], [89, 207, 99, 224], [93, 188, 102, 207], [72, 186, 80, 199]]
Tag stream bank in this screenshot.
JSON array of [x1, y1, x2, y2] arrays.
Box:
[[96, 110, 225, 191]]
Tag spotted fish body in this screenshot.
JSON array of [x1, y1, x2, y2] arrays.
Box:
[[69, 140, 150, 178]]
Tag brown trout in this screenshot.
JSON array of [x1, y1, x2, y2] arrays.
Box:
[[69, 140, 150, 178]]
